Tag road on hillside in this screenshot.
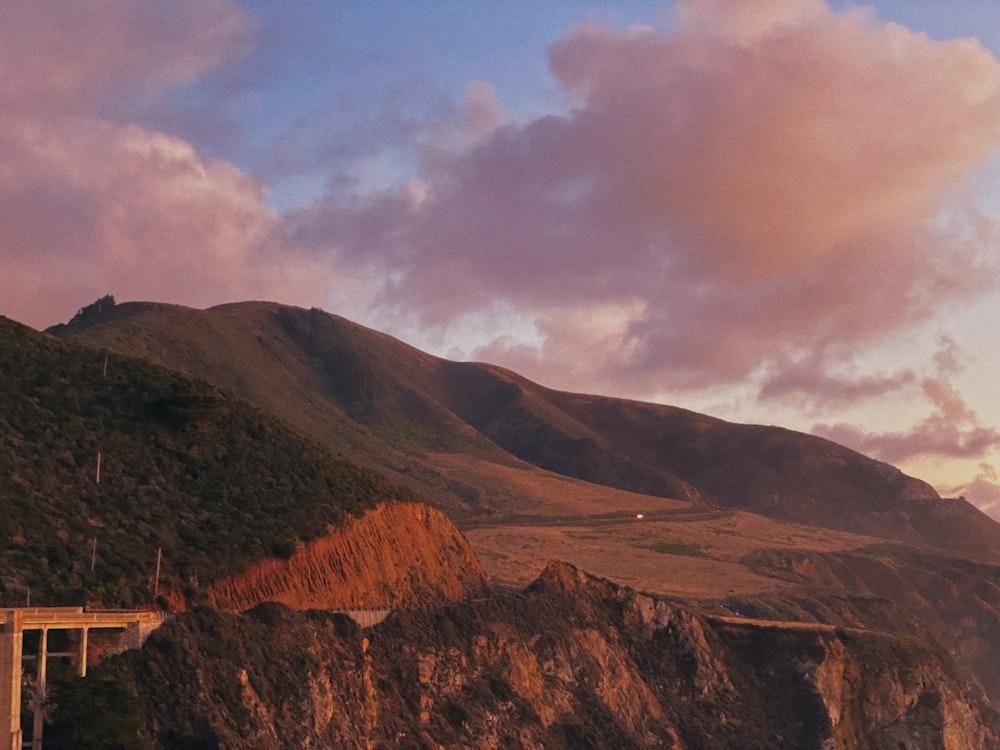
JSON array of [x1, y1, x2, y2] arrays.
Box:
[[457, 505, 734, 531]]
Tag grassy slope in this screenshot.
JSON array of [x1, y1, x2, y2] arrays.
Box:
[[34, 300, 1000, 720], [51, 302, 509, 517], [51, 300, 1000, 560], [0, 316, 416, 607]]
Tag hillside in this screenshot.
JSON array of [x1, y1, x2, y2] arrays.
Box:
[[79, 563, 999, 749], [0, 316, 485, 609], [51, 299, 1000, 560], [34, 299, 1000, 709], [207, 502, 488, 611], [12, 301, 1000, 742]]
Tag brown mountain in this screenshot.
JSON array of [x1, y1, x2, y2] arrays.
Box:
[[0, 314, 486, 611], [12, 299, 1000, 742], [51, 298, 1000, 560]]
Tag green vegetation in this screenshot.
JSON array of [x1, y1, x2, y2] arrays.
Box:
[[861, 541, 919, 559], [45, 672, 142, 750], [642, 541, 713, 558], [271, 538, 299, 560], [0, 317, 412, 607]]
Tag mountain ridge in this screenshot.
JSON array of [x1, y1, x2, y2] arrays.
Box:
[[0, 314, 484, 610], [9, 299, 1000, 740], [50, 298, 1000, 561]]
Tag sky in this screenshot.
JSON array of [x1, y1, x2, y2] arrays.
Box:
[[5, 0, 1000, 517]]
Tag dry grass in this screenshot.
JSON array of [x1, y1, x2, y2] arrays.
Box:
[[467, 510, 887, 599], [427, 452, 690, 517]]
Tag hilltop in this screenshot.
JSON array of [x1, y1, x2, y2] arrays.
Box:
[[6, 299, 1000, 744], [42, 299, 1000, 712], [52, 299, 1000, 560], [0, 315, 486, 609]]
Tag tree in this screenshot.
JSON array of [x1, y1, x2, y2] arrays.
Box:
[[46, 673, 142, 750]]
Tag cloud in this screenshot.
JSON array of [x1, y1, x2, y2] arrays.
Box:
[[0, 0, 255, 114], [0, 1, 337, 329], [940, 464, 1000, 520], [811, 339, 1000, 464], [6, 0, 1000, 412], [472, 299, 650, 395], [674, 0, 826, 43], [758, 361, 916, 409], [417, 81, 514, 157], [294, 0, 1000, 397]]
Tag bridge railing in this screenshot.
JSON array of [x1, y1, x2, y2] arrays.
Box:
[[331, 609, 394, 628]]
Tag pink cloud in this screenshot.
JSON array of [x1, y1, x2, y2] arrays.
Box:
[[812, 371, 1000, 465], [938, 464, 1000, 520], [758, 362, 915, 408], [0, 0, 255, 114], [5, 0, 1000, 415], [296, 0, 1000, 395], [0, 1, 338, 329], [675, 0, 827, 42], [809, 337, 1000, 466]]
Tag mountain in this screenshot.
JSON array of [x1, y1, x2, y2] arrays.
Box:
[[51, 299, 1000, 560], [0, 315, 486, 610], [9, 298, 1000, 744]]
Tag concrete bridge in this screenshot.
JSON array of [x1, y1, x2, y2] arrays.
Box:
[[0, 605, 390, 749], [0, 607, 164, 750], [333, 608, 393, 628]]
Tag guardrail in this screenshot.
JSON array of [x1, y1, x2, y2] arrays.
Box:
[[6, 610, 165, 629]]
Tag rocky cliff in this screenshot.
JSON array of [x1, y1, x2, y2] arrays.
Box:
[[95, 563, 997, 749], [208, 502, 489, 611], [730, 545, 1000, 712]]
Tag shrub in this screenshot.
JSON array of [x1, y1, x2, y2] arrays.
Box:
[[271, 539, 298, 560], [46, 673, 141, 750]]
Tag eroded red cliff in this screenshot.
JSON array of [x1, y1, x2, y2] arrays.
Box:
[[207, 502, 489, 611]]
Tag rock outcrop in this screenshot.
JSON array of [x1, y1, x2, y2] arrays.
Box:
[[208, 502, 490, 611], [103, 563, 998, 749], [732, 546, 1000, 711]]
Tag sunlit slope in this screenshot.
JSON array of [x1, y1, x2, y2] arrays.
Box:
[[51, 299, 1000, 559]]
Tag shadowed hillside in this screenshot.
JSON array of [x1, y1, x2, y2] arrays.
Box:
[[0, 316, 484, 609], [51, 299, 1000, 560]]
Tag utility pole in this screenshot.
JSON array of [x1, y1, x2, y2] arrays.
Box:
[[153, 548, 162, 598], [90, 537, 97, 573], [95, 452, 101, 484], [102, 352, 108, 378]]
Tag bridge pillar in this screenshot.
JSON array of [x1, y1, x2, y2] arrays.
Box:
[[125, 620, 158, 650], [78, 626, 89, 677], [0, 610, 23, 750], [125, 622, 140, 651], [31, 626, 48, 750]]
